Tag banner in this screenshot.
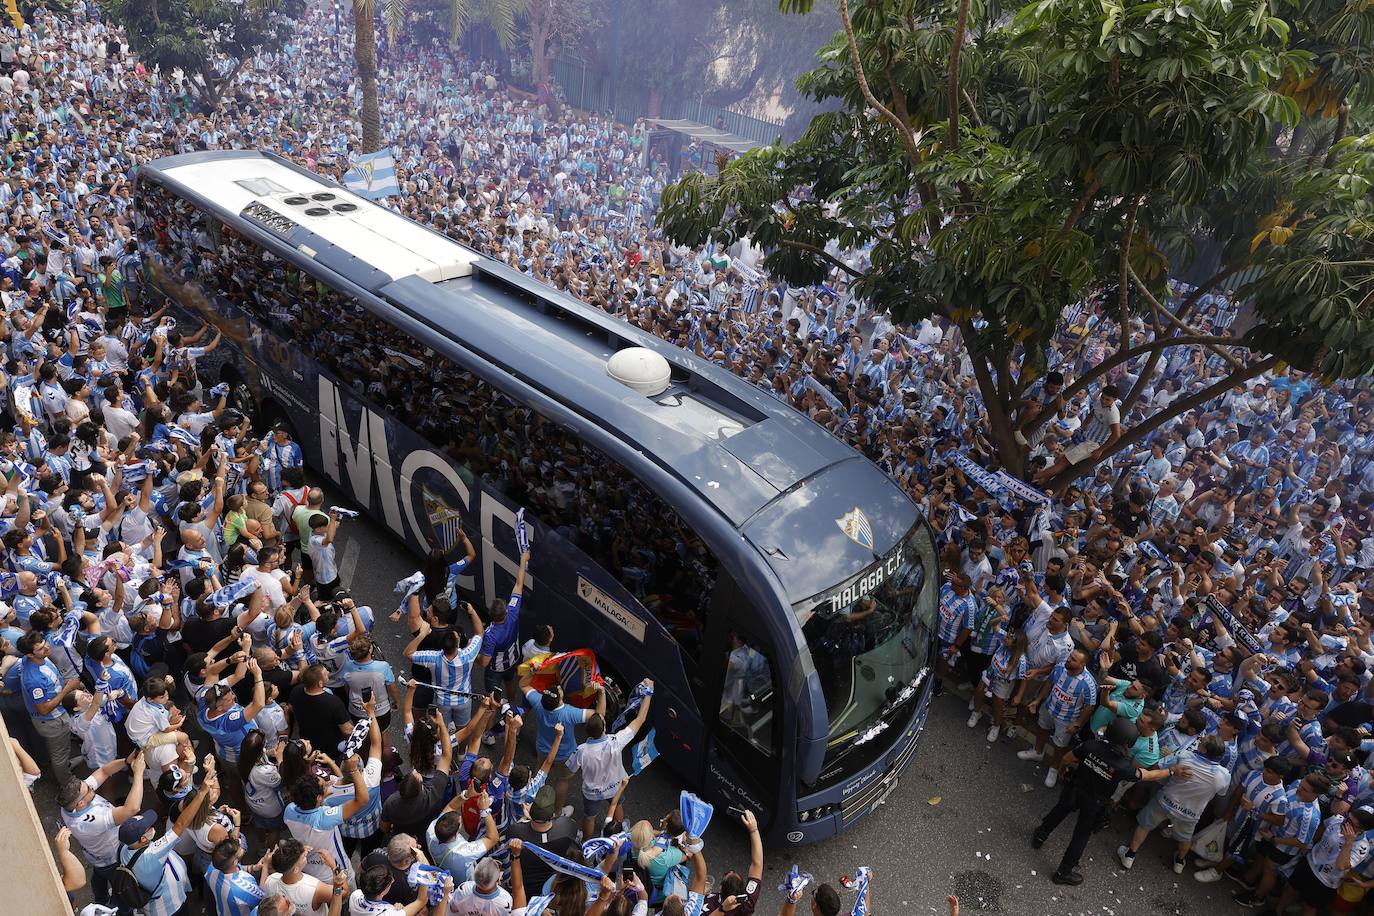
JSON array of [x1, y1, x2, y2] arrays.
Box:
[[994, 470, 1052, 507], [803, 374, 844, 413], [951, 455, 1006, 495], [523, 842, 606, 884], [1203, 594, 1265, 657]]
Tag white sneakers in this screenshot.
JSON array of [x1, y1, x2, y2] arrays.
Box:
[[1194, 868, 1222, 883], [1173, 856, 1187, 875], [1117, 846, 1135, 870], [986, 724, 1001, 742], [1017, 748, 1044, 761], [1044, 768, 1059, 788], [967, 711, 981, 728]]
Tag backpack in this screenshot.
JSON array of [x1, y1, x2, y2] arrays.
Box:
[[110, 845, 155, 910]]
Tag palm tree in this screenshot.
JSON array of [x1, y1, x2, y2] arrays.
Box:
[[353, 0, 406, 153], [447, 0, 527, 47]]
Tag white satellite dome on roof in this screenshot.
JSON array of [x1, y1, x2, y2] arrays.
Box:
[[607, 347, 671, 397]]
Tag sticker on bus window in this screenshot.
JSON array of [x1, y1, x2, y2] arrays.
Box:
[[577, 576, 647, 642]]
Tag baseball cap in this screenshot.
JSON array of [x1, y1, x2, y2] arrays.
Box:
[[117, 810, 159, 845], [530, 786, 556, 821]]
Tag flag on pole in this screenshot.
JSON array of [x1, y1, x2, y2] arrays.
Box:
[[631, 728, 659, 774], [343, 150, 399, 200]]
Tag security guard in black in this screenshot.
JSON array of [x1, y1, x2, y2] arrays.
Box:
[[1032, 718, 1180, 886]]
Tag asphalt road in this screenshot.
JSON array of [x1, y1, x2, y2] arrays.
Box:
[[33, 498, 1250, 916]]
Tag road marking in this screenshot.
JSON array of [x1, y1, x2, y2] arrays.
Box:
[[340, 537, 361, 586]]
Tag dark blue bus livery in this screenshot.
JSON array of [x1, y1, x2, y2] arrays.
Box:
[[133, 150, 938, 844]]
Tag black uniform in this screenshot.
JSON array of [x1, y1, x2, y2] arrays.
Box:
[[1034, 738, 1141, 877]]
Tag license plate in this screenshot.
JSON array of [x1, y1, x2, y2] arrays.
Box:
[[874, 776, 901, 809]]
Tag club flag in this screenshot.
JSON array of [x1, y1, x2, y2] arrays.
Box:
[[515, 507, 530, 555], [779, 865, 814, 904], [394, 570, 426, 617], [1137, 541, 1165, 562], [582, 831, 631, 865], [612, 681, 654, 731], [525, 649, 602, 708], [680, 791, 714, 839], [524, 896, 555, 916], [341, 717, 370, 759], [208, 576, 259, 609], [522, 842, 605, 884], [631, 728, 659, 775], [851, 866, 872, 916], [343, 150, 399, 200]]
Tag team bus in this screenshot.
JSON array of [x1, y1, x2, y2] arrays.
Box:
[[134, 150, 938, 844]]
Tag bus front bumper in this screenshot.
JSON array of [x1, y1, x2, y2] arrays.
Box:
[[781, 682, 934, 844]]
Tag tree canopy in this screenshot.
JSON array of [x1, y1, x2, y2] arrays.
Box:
[[657, 0, 1374, 489], [107, 0, 306, 108]]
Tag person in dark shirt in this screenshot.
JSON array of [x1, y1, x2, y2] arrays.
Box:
[[382, 707, 454, 839], [1033, 717, 1180, 886], [702, 810, 764, 915], [505, 786, 580, 899], [288, 664, 353, 759], [360, 834, 425, 906], [1110, 631, 1168, 697], [181, 602, 238, 656], [234, 647, 295, 707]]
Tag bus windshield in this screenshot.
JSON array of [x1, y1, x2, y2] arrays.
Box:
[[798, 525, 937, 758]]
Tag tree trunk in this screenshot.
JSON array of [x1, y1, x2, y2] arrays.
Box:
[[947, 0, 971, 150], [354, 1, 382, 153], [531, 14, 552, 86], [960, 323, 1026, 476], [648, 88, 663, 118]]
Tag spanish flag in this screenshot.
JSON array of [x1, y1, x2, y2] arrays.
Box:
[[521, 649, 603, 709]]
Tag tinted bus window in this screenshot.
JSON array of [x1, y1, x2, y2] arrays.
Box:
[[367, 322, 721, 661], [139, 178, 719, 661], [719, 634, 775, 755]]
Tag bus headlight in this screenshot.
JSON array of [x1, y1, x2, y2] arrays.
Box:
[[798, 803, 836, 823]]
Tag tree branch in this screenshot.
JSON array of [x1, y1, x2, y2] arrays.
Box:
[[1021, 327, 1246, 441], [776, 239, 867, 280], [1323, 103, 1351, 170], [1127, 263, 1243, 371], [837, 0, 923, 171], [1045, 355, 1281, 492], [1062, 178, 1102, 232]]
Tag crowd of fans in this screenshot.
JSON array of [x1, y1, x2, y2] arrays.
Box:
[[0, 0, 1373, 914]]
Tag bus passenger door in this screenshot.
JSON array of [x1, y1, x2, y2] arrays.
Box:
[[699, 576, 781, 830]]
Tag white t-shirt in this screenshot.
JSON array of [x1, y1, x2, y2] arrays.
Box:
[[60, 776, 119, 866], [241, 566, 289, 609], [567, 727, 635, 800], [449, 882, 513, 916], [1308, 814, 1373, 888]]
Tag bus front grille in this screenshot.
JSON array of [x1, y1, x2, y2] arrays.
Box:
[[839, 718, 924, 825]]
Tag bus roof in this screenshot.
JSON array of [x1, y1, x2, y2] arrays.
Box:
[[140, 151, 918, 600], [150, 153, 481, 283]]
